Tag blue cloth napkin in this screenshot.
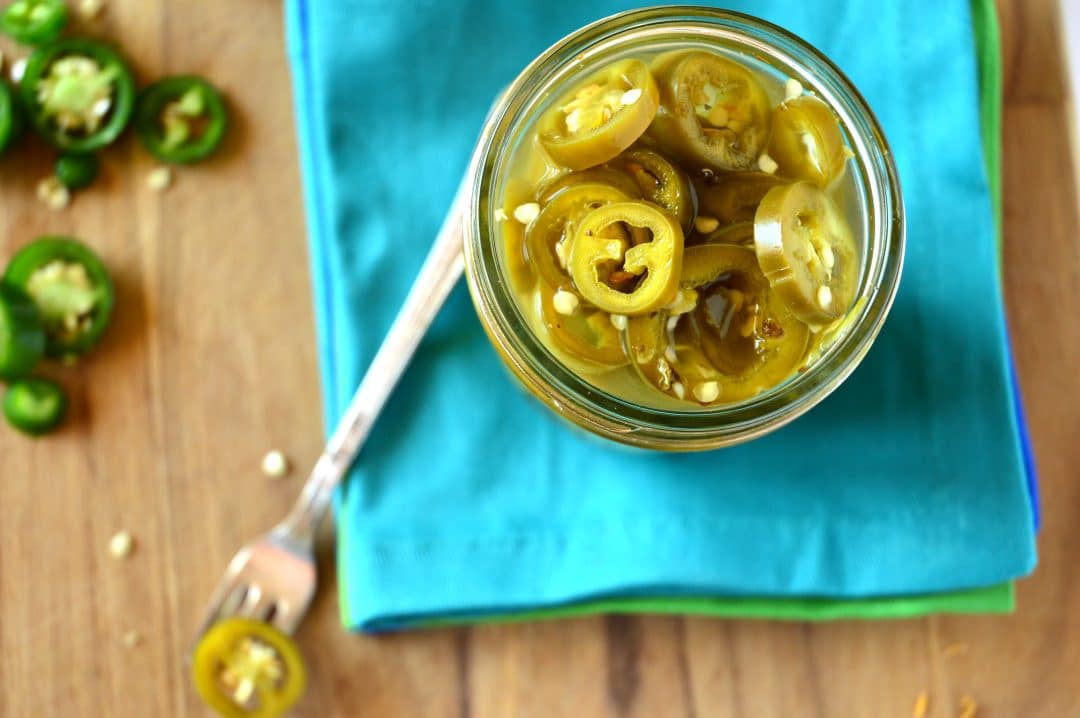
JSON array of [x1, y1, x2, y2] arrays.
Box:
[[285, 0, 1037, 630]]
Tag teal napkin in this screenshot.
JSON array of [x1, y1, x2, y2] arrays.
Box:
[[285, 0, 1037, 630]]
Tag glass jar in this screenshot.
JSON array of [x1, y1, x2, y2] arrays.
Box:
[[463, 6, 904, 450]]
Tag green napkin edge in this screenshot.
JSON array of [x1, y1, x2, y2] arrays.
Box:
[[343, 0, 1015, 629]]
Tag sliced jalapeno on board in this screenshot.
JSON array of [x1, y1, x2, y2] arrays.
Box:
[[538, 59, 659, 170], [768, 95, 847, 187], [3, 377, 66, 435], [569, 200, 683, 315], [0, 0, 67, 45], [135, 75, 228, 163], [19, 39, 136, 152], [54, 152, 99, 189], [754, 181, 859, 324], [0, 81, 22, 154], [4, 236, 115, 357], [650, 51, 771, 171], [0, 283, 45, 380], [192, 618, 307, 718]]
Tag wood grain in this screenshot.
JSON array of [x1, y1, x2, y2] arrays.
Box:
[[0, 0, 1076, 716]]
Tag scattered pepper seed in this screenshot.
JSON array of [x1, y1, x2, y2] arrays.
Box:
[[10, 57, 26, 84], [36, 176, 71, 211], [609, 313, 628, 331], [493, 208, 508, 222], [942, 642, 969, 658], [147, 166, 173, 192], [79, 0, 106, 19], [261, 450, 289, 478], [817, 285, 833, 310], [552, 289, 579, 316], [694, 215, 719, 234], [671, 382, 685, 400], [693, 381, 720, 403], [911, 691, 929, 718], [619, 88, 642, 106], [757, 152, 779, 175], [122, 629, 142, 648], [109, 530, 134, 559], [821, 244, 835, 270], [784, 77, 804, 100], [512, 202, 540, 225]]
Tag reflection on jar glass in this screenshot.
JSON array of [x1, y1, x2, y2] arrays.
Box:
[[464, 7, 904, 451]]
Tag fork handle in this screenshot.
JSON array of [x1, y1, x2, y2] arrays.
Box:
[[277, 184, 468, 546]]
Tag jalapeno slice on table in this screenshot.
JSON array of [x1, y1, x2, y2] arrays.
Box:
[[3, 377, 65, 434], [538, 281, 627, 367], [192, 618, 307, 718], [538, 58, 659, 170], [768, 95, 847, 187], [0, 283, 45, 380], [525, 182, 633, 289], [4, 237, 114, 357], [754, 181, 859, 325], [0, 0, 67, 45], [55, 152, 99, 189], [569, 200, 683, 315], [136, 75, 228, 163], [611, 148, 696, 233], [19, 39, 136, 152], [0, 81, 22, 154], [650, 51, 771, 171]]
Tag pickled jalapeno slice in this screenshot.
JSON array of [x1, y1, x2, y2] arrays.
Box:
[[569, 200, 683, 315], [19, 39, 136, 152], [525, 183, 632, 288], [538, 166, 643, 204], [754, 181, 858, 324], [693, 172, 784, 225], [192, 618, 307, 718], [679, 244, 808, 392], [698, 221, 754, 247], [612, 148, 696, 233], [650, 51, 771, 171], [768, 95, 847, 187], [539, 282, 627, 367], [538, 58, 659, 170]]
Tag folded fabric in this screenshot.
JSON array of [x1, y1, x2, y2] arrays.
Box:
[[284, 0, 1037, 631]]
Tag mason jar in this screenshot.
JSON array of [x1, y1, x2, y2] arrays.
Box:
[[463, 6, 904, 450]]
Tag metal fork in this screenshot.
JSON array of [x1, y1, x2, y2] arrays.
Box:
[[193, 179, 468, 645]]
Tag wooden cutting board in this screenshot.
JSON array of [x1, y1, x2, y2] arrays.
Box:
[[0, 0, 1076, 716]]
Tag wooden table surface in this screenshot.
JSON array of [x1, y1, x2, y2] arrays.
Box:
[[1, 1, 1077, 716]]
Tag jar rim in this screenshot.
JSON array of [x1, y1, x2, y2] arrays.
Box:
[[463, 5, 905, 450]]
